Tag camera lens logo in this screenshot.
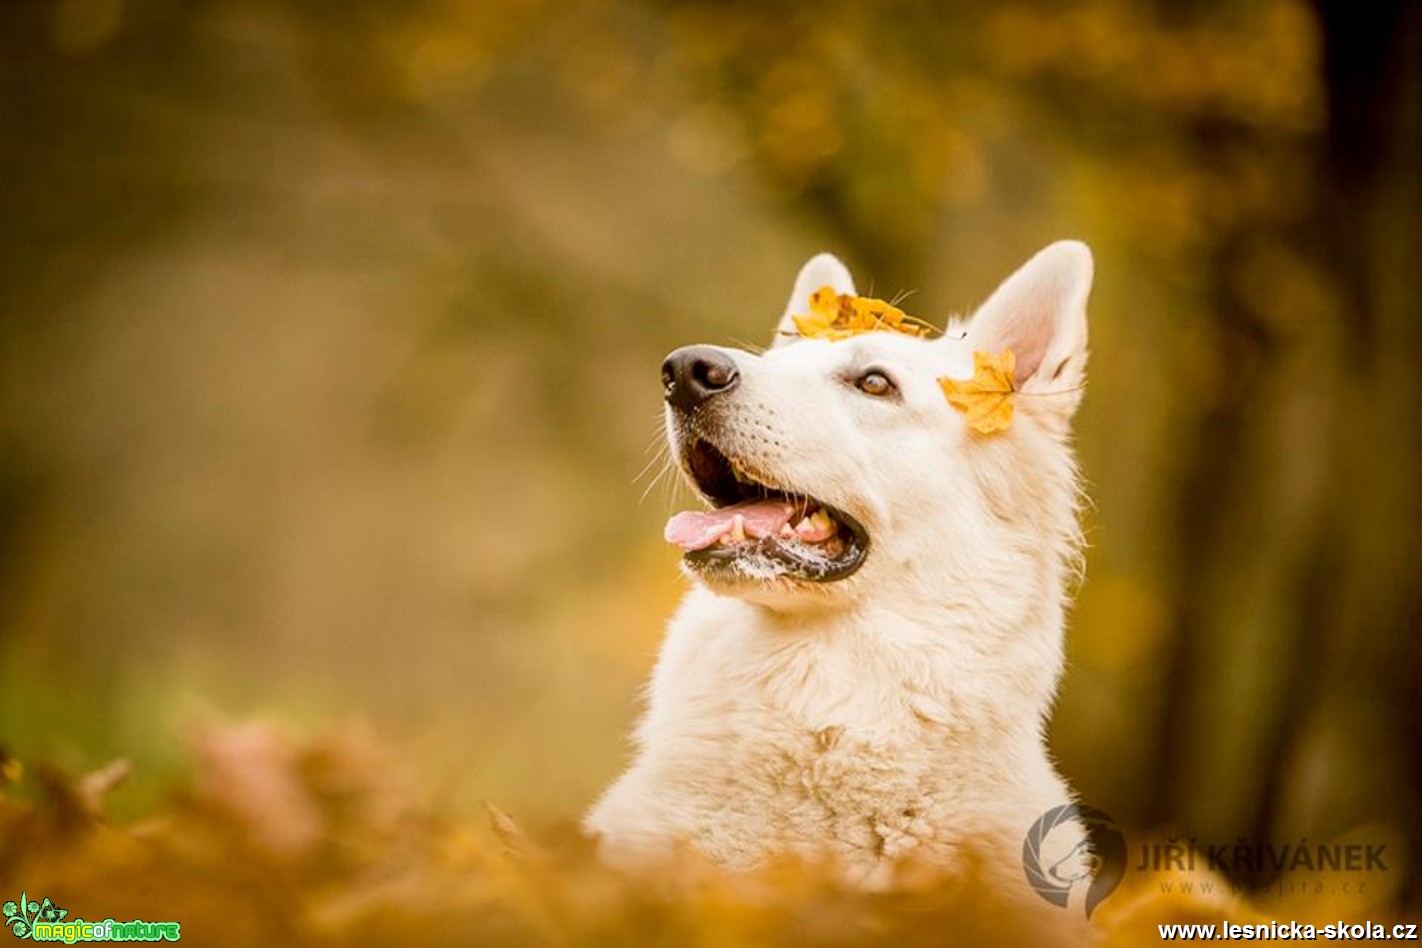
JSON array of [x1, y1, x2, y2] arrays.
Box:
[[1022, 804, 1125, 919]]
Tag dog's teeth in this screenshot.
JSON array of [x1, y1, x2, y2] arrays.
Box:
[[728, 514, 747, 542], [779, 524, 795, 539], [794, 509, 836, 542]]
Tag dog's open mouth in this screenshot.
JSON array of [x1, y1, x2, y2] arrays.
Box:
[[664, 440, 869, 583]]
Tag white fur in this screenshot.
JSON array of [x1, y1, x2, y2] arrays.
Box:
[[587, 243, 1095, 898]]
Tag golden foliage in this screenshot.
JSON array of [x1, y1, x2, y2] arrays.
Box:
[[0, 727, 1318, 948], [3, 729, 1413, 947], [0, 729, 1076, 947], [791, 286, 934, 342], [938, 350, 1017, 434]]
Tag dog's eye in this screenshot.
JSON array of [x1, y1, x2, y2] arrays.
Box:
[[855, 371, 896, 397], [856, 372, 894, 396], [859, 373, 891, 396]]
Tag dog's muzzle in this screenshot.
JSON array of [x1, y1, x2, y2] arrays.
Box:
[[661, 346, 739, 413]]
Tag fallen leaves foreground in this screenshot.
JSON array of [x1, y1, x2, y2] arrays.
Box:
[[0, 726, 1404, 947]]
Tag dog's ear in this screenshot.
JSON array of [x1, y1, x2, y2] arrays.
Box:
[[965, 241, 1092, 401], [772, 253, 856, 348]]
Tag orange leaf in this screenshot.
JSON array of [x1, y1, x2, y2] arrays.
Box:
[[792, 286, 931, 341], [938, 350, 1017, 434], [791, 309, 835, 338], [807, 286, 840, 318]]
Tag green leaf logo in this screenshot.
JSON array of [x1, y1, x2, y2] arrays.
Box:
[[4, 892, 67, 940]]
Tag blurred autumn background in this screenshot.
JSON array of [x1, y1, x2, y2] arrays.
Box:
[[2, 0, 1420, 942]]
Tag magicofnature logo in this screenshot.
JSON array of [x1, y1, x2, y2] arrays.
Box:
[[1022, 804, 1126, 919], [3, 892, 179, 943]]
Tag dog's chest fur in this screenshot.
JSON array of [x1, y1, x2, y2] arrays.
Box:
[[586, 587, 1072, 878]]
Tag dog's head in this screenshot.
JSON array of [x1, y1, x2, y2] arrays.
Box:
[[661, 242, 1092, 608]]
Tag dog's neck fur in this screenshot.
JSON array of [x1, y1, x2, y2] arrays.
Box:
[[700, 444, 1080, 741], [726, 410, 1083, 714]]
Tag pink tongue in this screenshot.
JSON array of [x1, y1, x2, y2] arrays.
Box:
[[664, 499, 797, 551]]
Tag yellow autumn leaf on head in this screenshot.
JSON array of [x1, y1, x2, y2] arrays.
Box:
[[791, 286, 932, 342], [808, 286, 840, 317], [792, 310, 838, 340], [938, 349, 1017, 434], [846, 295, 915, 334]]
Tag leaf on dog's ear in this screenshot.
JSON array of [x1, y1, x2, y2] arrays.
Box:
[[938, 350, 1017, 434], [792, 286, 933, 341]]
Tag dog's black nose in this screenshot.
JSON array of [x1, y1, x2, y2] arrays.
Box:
[[661, 346, 740, 412]]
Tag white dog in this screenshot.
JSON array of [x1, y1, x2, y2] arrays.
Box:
[[586, 243, 1094, 902]]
